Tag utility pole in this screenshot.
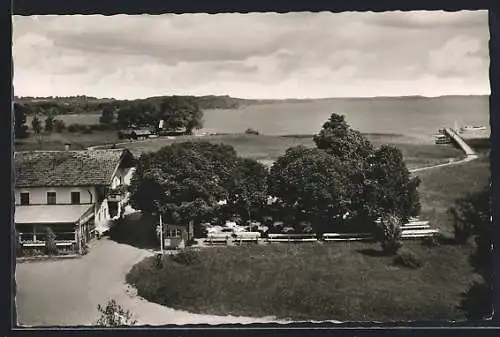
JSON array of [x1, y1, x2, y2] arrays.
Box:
[[159, 213, 164, 254]]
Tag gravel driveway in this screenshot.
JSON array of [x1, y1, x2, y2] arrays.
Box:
[[15, 237, 284, 327]]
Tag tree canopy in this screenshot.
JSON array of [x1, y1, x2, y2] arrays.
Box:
[[223, 157, 268, 223], [129, 141, 256, 232], [14, 103, 29, 139], [114, 96, 203, 133], [268, 113, 421, 232], [268, 146, 353, 231], [367, 145, 421, 221], [313, 113, 374, 164]]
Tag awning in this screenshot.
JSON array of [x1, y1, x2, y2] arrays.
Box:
[[15, 204, 94, 224]]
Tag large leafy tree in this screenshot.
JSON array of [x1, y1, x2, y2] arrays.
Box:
[[99, 106, 116, 126], [128, 141, 238, 235], [14, 103, 29, 139], [267, 146, 353, 232], [31, 114, 42, 134], [159, 96, 203, 134], [44, 115, 54, 132], [313, 113, 374, 164], [367, 145, 421, 222], [311, 113, 420, 228], [223, 157, 269, 224], [116, 101, 159, 129]]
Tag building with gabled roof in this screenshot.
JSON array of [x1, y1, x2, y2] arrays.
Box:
[[14, 148, 136, 255]]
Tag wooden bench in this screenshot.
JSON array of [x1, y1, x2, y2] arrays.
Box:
[[403, 220, 430, 227], [22, 241, 76, 247], [205, 233, 231, 245], [267, 233, 317, 243], [401, 229, 439, 239], [234, 232, 261, 244], [401, 225, 432, 231], [322, 233, 373, 242]]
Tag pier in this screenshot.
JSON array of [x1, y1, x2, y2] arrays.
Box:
[[443, 127, 477, 156]]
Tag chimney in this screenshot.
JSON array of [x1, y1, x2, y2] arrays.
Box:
[[64, 142, 71, 151]]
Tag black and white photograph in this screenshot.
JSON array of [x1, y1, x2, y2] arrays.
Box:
[[12, 10, 492, 326]]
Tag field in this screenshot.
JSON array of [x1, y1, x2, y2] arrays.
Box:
[[125, 148, 490, 321], [15, 130, 119, 151], [15, 131, 464, 170], [25, 113, 101, 127]]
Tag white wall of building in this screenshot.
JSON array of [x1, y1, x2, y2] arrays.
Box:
[[15, 186, 97, 205]]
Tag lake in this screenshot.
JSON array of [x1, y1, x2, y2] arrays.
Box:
[[26, 95, 490, 143], [202, 96, 490, 141]]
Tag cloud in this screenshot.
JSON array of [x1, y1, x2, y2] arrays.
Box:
[[12, 11, 490, 99]]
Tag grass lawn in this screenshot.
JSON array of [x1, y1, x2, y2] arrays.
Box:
[[92, 133, 463, 170], [126, 241, 478, 321]]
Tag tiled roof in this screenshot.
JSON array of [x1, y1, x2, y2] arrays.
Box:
[[15, 149, 132, 188]]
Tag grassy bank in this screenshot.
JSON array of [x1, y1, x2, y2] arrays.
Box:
[[416, 155, 490, 234], [126, 241, 477, 321]]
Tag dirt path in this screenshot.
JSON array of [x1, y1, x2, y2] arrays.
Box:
[[15, 237, 292, 327], [409, 154, 479, 173]]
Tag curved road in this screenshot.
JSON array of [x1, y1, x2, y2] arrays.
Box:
[[15, 237, 292, 326]]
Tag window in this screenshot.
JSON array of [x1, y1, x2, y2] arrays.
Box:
[[47, 192, 57, 205], [71, 192, 81, 204], [20, 192, 30, 205], [167, 228, 182, 238]]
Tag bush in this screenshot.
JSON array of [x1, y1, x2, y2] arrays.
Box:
[[422, 234, 440, 247], [82, 125, 93, 134], [170, 250, 201, 266], [452, 220, 474, 245], [53, 119, 66, 133], [459, 281, 492, 320], [96, 299, 137, 326], [375, 214, 403, 255], [67, 123, 82, 133], [15, 230, 24, 257], [44, 226, 59, 256], [394, 249, 423, 269]]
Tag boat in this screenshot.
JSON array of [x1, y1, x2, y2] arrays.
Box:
[[433, 134, 451, 144], [460, 125, 487, 133]]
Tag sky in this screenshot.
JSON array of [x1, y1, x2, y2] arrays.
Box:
[[12, 11, 490, 99]]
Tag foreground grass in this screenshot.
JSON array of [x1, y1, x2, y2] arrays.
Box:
[[126, 241, 477, 321]]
